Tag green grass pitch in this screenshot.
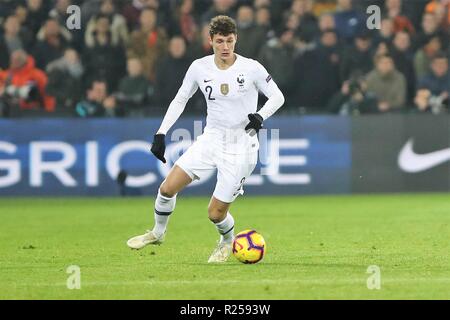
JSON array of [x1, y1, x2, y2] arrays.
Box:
[[0, 194, 449, 300]]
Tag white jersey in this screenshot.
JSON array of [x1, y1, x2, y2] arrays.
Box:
[[158, 54, 284, 154]]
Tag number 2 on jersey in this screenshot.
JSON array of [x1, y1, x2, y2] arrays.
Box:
[[205, 86, 215, 101]]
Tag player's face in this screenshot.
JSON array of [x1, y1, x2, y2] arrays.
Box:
[[210, 33, 237, 61]]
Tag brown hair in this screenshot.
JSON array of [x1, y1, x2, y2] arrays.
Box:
[[374, 53, 393, 64], [209, 15, 237, 38], [431, 51, 448, 62]]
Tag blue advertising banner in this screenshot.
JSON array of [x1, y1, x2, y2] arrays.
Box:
[[0, 117, 351, 196]]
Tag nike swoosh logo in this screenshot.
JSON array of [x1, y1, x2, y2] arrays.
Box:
[[203, 79, 213, 83], [398, 138, 450, 173]]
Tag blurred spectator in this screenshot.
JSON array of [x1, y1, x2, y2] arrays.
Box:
[[13, 3, 29, 27], [0, 50, 55, 116], [49, 0, 84, 49], [253, 0, 271, 9], [202, 0, 236, 23], [116, 58, 151, 116], [255, 0, 287, 28], [291, 28, 341, 110], [85, 13, 115, 47], [413, 12, 448, 51], [33, 18, 70, 70], [85, 0, 129, 47], [317, 28, 342, 103], [255, 5, 272, 38], [340, 30, 374, 82], [122, 0, 160, 31], [154, 36, 191, 107], [75, 80, 117, 117], [384, 0, 415, 33], [190, 23, 214, 59], [414, 88, 449, 114], [414, 88, 431, 112], [80, 0, 102, 27], [49, 0, 71, 26], [258, 28, 295, 101], [327, 76, 378, 115], [11, 3, 36, 51], [284, 12, 301, 33], [83, 14, 126, 90], [391, 31, 416, 102], [366, 54, 407, 112], [375, 18, 395, 45], [284, 0, 318, 39], [171, 0, 199, 45], [24, 0, 48, 38], [0, 15, 33, 70], [318, 12, 335, 32], [255, 5, 275, 42], [425, 0, 450, 30], [235, 5, 266, 58], [333, 0, 365, 43], [414, 35, 443, 80], [46, 48, 84, 113], [417, 52, 450, 95], [374, 40, 390, 57], [127, 8, 168, 83]]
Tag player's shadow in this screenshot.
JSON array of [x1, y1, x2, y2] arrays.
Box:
[[171, 262, 368, 269]]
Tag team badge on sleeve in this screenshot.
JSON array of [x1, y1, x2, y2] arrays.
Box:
[[220, 83, 229, 95], [266, 75, 272, 83]]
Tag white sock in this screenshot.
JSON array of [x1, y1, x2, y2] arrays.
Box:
[[214, 212, 235, 244], [152, 189, 176, 237]]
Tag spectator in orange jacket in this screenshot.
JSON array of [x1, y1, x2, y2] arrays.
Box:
[[425, 0, 450, 30], [0, 49, 55, 113]]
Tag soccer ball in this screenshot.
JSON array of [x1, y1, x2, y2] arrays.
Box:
[[232, 229, 266, 264]]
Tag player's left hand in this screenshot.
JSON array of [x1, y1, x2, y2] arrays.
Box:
[[244, 113, 263, 135]]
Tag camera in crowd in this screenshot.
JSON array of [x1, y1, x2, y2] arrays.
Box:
[[3, 83, 40, 102], [428, 94, 449, 114], [348, 77, 364, 96], [415, 89, 449, 114], [329, 74, 378, 115], [0, 82, 43, 117]]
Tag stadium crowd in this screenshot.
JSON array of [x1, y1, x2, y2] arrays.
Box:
[[0, 0, 449, 117]]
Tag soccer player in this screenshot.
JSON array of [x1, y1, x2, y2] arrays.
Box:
[[127, 15, 285, 262]]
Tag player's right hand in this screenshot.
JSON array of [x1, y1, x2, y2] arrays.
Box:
[[151, 134, 166, 163]]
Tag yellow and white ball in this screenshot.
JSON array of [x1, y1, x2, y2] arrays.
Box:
[[232, 229, 266, 264]]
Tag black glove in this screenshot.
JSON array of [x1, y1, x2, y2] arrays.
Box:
[[151, 134, 166, 163], [244, 113, 264, 134]]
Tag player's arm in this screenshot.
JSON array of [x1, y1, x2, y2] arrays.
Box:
[[245, 61, 285, 133], [151, 62, 199, 163]]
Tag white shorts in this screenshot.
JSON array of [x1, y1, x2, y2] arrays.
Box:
[[175, 134, 258, 203]]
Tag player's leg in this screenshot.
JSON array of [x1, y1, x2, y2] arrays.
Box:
[[127, 134, 216, 250], [152, 165, 192, 237], [126, 165, 192, 249], [207, 151, 258, 263], [208, 196, 234, 241], [207, 196, 235, 263]]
